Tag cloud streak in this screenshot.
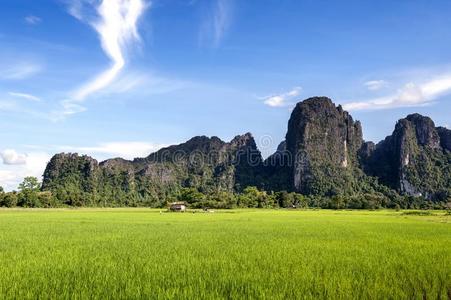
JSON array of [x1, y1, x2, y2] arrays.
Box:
[[263, 86, 302, 107], [25, 15, 42, 25], [200, 0, 233, 47], [344, 74, 451, 111], [0, 62, 42, 80], [8, 92, 41, 102], [53, 0, 148, 120], [364, 80, 387, 91], [72, 0, 148, 101]]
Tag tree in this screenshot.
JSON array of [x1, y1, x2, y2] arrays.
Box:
[[178, 188, 205, 205], [18, 177, 41, 192], [330, 195, 345, 209], [18, 177, 42, 207], [237, 187, 275, 208]]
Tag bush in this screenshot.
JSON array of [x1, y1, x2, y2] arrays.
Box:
[[0, 192, 18, 208]]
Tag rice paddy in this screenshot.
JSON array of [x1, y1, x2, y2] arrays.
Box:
[[0, 209, 449, 299]]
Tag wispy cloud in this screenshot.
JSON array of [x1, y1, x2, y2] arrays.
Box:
[[344, 74, 451, 111], [8, 92, 41, 102], [101, 71, 193, 95], [72, 0, 148, 101], [262, 86, 302, 107], [25, 15, 42, 25], [59, 141, 166, 160], [67, 0, 84, 20], [49, 100, 87, 122], [200, 0, 233, 47], [0, 62, 42, 80], [1, 149, 27, 165], [55, 0, 148, 119], [364, 80, 387, 91]]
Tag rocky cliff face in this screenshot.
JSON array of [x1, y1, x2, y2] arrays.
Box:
[[42, 153, 101, 205], [284, 97, 364, 195], [43, 153, 100, 192], [437, 127, 451, 151], [362, 114, 451, 200]]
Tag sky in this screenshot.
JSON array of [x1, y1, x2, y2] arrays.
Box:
[[1, 0, 451, 190]]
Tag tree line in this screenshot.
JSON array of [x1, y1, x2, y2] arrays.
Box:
[[1, 176, 450, 210]]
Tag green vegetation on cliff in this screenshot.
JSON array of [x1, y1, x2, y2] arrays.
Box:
[[4, 97, 447, 209]]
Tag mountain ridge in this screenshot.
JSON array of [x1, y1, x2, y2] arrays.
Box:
[[41, 97, 451, 206]]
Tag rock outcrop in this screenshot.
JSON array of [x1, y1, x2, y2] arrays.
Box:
[[284, 97, 364, 195], [437, 126, 451, 151], [362, 114, 451, 199]]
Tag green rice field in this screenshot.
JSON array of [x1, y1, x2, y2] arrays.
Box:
[[0, 209, 450, 299]]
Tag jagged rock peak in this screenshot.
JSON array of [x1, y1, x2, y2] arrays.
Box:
[[285, 97, 364, 194], [230, 132, 257, 149], [401, 113, 440, 148], [100, 157, 134, 171], [45, 153, 99, 169]]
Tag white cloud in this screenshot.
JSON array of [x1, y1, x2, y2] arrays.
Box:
[[8, 92, 41, 102], [343, 74, 451, 111], [0, 152, 51, 191], [364, 80, 387, 91], [263, 86, 302, 107], [59, 141, 166, 160], [25, 15, 42, 25], [71, 0, 148, 101], [200, 0, 233, 47], [0, 62, 42, 80], [1, 149, 27, 165], [0, 170, 19, 190]]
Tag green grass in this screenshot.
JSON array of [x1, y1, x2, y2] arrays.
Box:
[[0, 209, 450, 299]]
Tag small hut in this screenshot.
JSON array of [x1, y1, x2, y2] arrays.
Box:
[[169, 202, 187, 212]]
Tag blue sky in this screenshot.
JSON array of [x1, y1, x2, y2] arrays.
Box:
[[1, 0, 451, 190]]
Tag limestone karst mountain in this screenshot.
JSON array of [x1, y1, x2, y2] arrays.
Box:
[[42, 97, 450, 206]]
